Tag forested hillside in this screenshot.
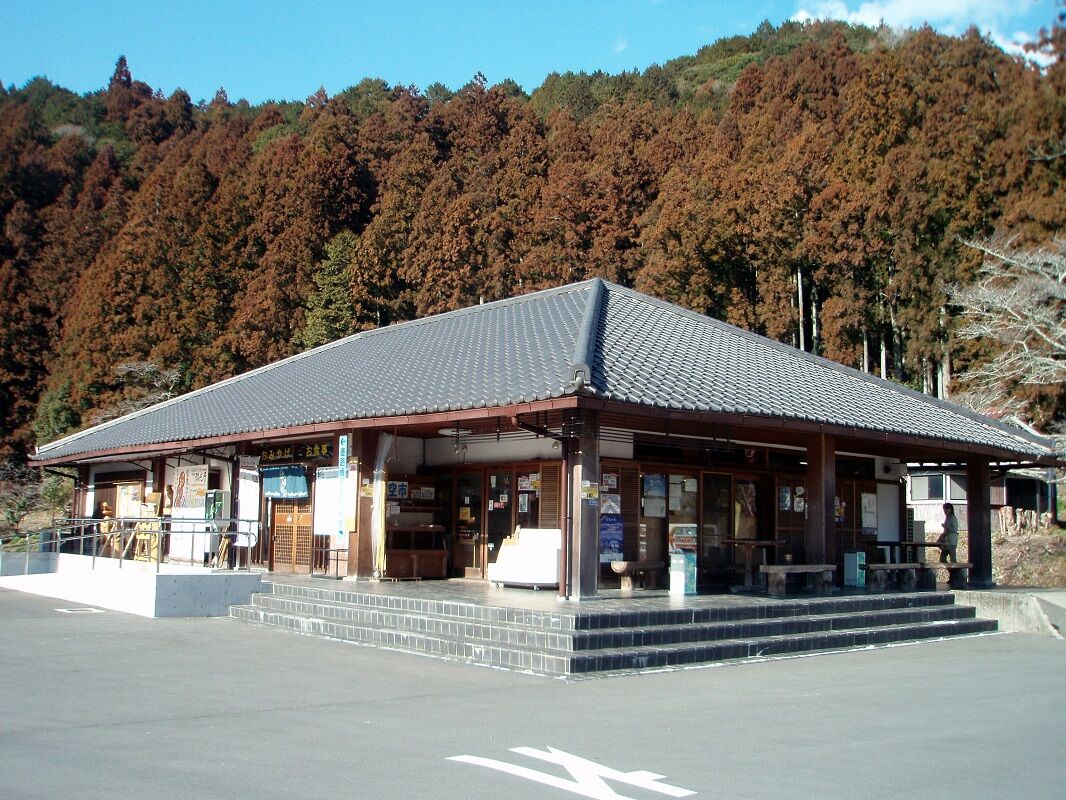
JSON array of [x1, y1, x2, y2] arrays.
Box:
[[1, 18, 1063, 458]]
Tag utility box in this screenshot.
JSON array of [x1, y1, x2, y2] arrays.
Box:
[[205, 490, 230, 521], [844, 551, 866, 588]]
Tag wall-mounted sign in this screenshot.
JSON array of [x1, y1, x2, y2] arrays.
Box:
[[260, 441, 333, 464], [386, 481, 409, 499]]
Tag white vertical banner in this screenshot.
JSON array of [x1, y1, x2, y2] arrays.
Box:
[[337, 434, 349, 540], [237, 455, 260, 548], [371, 432, 394, 577]]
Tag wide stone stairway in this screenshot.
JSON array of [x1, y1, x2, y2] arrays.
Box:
[[230, 580, 997, 677]]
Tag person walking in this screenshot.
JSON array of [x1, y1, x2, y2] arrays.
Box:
[[938, 503, 959, 563]]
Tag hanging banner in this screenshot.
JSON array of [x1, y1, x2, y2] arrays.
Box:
[[336, 435, 350, 540], [262, 466, 309, 499], [338, 435, 349, 478]]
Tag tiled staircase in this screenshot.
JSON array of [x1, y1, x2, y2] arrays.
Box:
[[230, 582, 997, 677]]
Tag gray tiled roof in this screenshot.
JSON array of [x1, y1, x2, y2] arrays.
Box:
[[34, 279, 1056, 462]]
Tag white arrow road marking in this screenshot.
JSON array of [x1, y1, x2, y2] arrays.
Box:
[[448, 745, 696, 799]]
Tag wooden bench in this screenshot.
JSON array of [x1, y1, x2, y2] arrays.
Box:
[[611, 560, 664, 592], [759, 564, 836, 597], [861, 562, 924, 592]]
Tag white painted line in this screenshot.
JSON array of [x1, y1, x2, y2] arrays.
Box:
[[55, 607, 106, 614]]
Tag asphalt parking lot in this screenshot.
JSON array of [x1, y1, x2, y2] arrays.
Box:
[[1, 587, 1063, 800]]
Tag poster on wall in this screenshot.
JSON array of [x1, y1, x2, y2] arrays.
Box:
[[172, 466, 208, 514], [861, 493, 878, 534], [643, 497, 667, 518], [116, 483, 143, 519], [643, 473, 666, 497], [169, 465, 212, 560], [668, 523, 698, 552], [599, 514, 624, 563], [600, 493, 621, 515]]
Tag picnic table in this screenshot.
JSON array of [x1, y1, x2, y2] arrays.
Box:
[[720, 538, 786, 590]]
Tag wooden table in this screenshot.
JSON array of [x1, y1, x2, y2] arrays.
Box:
[[720, 538, 787, 590], [877, 540, 945, 564]]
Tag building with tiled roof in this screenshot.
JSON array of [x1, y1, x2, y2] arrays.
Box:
[[35, 280, 1059, 596]]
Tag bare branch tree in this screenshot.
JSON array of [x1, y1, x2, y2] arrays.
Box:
[[0, 461, 42, 539], [87, 361, 183, 425], [947, 238, 1066, 480], [948, 238, 1066, 396]]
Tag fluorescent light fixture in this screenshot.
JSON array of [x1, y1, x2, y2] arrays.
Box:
[[438, 427, 472, 437]]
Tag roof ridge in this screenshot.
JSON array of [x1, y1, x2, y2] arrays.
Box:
[[602, 282, 1056, 453], [567, 278, 605, 393]]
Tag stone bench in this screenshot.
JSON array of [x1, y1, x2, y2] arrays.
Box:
[[610, 560, 664, 592], [759, 564, 836, 597], [861, 562, 924, 592], [917, 561, 972, 590]]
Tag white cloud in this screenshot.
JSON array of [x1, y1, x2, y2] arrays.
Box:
[[614, 36, 629, 54], [791, 0, 1049, 61]]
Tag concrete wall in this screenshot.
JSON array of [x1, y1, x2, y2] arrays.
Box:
[[0, 554, 261, 618], [0, 551, 57, 576], [953, 589, 1062, 637]]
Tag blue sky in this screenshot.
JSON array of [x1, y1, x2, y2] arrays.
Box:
[[0, 0, 1059, 104]]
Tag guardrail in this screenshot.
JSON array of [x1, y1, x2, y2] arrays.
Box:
[[1, 517, 261, 574]]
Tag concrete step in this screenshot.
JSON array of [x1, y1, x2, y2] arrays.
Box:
[[230, 603, 575, 674], [569, 618, 999, 674], [262, 580, 959, 631], [245, 592, 976, 653], [571, 604, 978, 651], [231, 603, 996, 676]]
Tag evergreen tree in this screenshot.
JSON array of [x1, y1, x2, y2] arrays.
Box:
[[296, 230, 359, 348]]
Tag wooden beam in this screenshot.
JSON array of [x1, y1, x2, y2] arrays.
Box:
[[570, 410, 600, 598], [805, 434, 836, 565], [967, 457, 993, 587]]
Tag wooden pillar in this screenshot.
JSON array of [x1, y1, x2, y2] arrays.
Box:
[[76, 465, 91, 517], [966, 456, 993, 587], [352, 430, 379, 578], [569, 411, 600, 598], [805, 433, 836, 565]]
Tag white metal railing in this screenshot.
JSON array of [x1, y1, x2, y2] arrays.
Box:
[[2, 517, 261, 574]]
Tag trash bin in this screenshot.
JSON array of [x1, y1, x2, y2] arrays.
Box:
[[670, 551, 697, 596], [844, 551, 865, 588]]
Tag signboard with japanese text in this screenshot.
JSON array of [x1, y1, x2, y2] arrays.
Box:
[[260, 441, 333, 464]]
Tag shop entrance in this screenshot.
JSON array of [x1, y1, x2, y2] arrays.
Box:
[[444, 464, 560, 579], [271, 497, 313, 573], [693, 472, 776, 587]]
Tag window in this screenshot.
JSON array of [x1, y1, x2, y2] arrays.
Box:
[[910, 474, 944, 501], [948, 475, 967, 502]]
